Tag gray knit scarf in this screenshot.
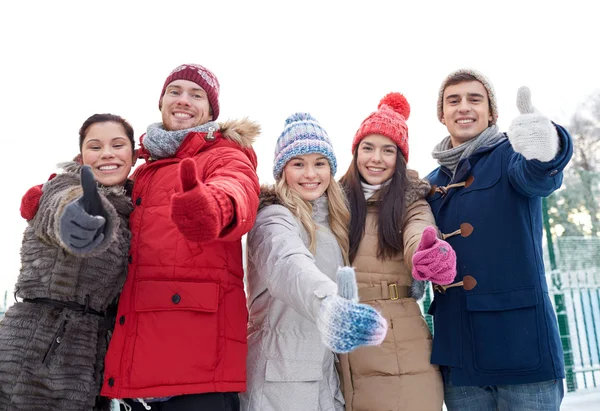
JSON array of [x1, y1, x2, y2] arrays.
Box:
[[143, 121, 220, 159], [431, 125, 505, 175]]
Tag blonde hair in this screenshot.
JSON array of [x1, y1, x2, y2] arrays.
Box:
[[276, 174, 350, 265]]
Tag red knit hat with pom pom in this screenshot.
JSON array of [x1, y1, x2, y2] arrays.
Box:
[[352, 92, 411, 162]]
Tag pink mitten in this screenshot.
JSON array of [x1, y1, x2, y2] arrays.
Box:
[[170, 159, 233, 242], [412, 226, 457, 285]]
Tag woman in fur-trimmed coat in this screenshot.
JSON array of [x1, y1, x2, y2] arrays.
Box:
[[0, 114, 135, 411]]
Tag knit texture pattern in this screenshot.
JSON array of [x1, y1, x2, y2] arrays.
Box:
[[352, 92, 411, 161], [431, 125, 505, 175], [317, 267, 388, 353], [170, 158, 233, 242], [143, 121, 219, 159], [158, 63, 220, 120], [507, 86, 559, 162], [437, 68, 499, 124], [272, 113, 337, 179], [412, 226, 457, 285]]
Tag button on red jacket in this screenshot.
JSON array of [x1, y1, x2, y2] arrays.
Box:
[[101, 119, 260, 399]]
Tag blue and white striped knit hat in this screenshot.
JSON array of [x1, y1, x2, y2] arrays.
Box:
[[273, 113, 337, 180]]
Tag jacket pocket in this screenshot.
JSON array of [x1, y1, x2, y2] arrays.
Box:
[[135, 280, 218, 312], [262, 359, 322, 410], [42, 319, 67, 365], [130, 280, 220, 387], [466, 286, 542, 372], [265, 358, 323, 382]]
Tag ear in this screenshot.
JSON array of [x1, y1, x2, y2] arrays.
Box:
[[441, 113, 447, 125], [74, 153, 83, 164], [132, 149, 139, 167]]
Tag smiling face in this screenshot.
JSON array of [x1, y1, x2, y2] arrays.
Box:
[[160, 79, 213, 131], [356, 134, 398, 185], [81, 121, 134, 186], [441, 80, 493, 147], [282, 153, 331, 201]]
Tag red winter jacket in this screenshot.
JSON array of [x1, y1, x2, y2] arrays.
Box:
[[101, 119, 260, 399]]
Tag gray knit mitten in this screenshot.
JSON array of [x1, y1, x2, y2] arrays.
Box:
[[507, 86, 559, 162], [59, 165, 106, 254], [317, 267, 388, 354]]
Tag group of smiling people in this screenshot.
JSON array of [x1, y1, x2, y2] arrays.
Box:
[[0, 63, 572, 411]]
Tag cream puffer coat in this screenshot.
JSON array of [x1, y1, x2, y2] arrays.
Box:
[[241, 188, 345, 411]]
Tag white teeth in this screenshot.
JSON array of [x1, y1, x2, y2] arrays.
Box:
[[457, 119, 474, 124], [99, 165, 118, 171], [301, 183, 319, 188], [368, 167, 384, 172], [174, 112, 191, 118]]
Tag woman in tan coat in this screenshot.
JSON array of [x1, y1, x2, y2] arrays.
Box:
[[338, 93, 457, 411]]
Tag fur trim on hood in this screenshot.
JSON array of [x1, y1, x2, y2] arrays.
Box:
[[257, 184, 280, 211], [219, 117, 260, 148], [405, 169, 431, 206]]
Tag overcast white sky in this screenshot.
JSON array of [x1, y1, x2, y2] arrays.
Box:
[[1, 0, 598, 304]]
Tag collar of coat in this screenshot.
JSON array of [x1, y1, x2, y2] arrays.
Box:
[[366, 169, 431, 206], [56, 161, 134, 199], [137, 117, 260, 161]]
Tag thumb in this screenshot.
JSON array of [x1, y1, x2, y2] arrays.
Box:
[[516, 86, 535, 115], [179, 158, 199, 192], [418, 226, 438, 250], [80, 165, 103, 216], [336, 266, 358, 302]]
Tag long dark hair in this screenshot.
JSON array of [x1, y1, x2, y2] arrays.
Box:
[[340, 149, 409, 262]]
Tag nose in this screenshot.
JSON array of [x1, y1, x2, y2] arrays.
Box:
[[100, 147, 115, 159], [371, 149, 383, 163], [303, 165, 317, 178], [458, 99, 471, 112], [176, 92, 192, 106]]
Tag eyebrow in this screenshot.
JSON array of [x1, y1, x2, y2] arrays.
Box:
[[166, 84, 206, 93], [445, 92, 485, 100], [85, 137, 128, 143], [361, 142, 396, 149], [289, 156, 327, 161]]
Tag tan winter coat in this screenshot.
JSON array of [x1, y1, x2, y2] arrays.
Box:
[[338, 172, 443, 411]]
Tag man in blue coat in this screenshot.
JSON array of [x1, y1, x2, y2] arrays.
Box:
[[426, 68, 572, 411]]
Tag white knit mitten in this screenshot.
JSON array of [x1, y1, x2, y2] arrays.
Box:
[[507, 86, 559, 162]]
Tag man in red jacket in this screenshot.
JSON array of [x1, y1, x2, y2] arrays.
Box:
[[100, 64, 260, 410]]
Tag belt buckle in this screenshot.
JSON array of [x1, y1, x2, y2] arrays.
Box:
[[389, 283, 399, 300]]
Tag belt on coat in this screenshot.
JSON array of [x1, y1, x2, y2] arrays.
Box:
[[359, 281, 410, 302], [23, 297, 106, 317]]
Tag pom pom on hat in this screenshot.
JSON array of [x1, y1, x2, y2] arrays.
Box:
[[378, 92, 410, 120], [352, 92, 411, 161]]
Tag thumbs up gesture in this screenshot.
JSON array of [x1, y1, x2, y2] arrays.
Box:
[[412, 226, 456, 285], [316, 267, 388, 353], [59, 165, 107, 254], [507, 86, 559, 162], [170, 158, 233, 242]]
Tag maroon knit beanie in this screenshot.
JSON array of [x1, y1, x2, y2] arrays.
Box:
[[352, 92, 411, 162], [158, 64, 220, 120]]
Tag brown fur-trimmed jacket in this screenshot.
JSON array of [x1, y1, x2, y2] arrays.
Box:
[[337, 171, 444, 411], [0, 162, 132, 411]]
